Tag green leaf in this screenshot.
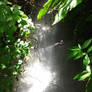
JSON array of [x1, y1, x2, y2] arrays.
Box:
[[74, 51, 84, 60], [13, 71, 17, 76], [52, 0, 83, 25], [37, 8, 48, 20], [69, 0, 83, 10], [22, 14, 28, 18], [70, 48, 80, 51], [7, 1, 12, 5], [24, 30, 30, 38], [86, 65, 91, 72], [87, 46, 92, 53], [51, 0, 60, 8], [82, 39, 92, 49], [68, 50, 80, 59], [69, 46, 80, 51], [37, 0, 52, 20], [20, 20, 27, 25], [0, 2, 34, 91], [43, 0, 52, 7], [73, 71, 91, 81], [52, 7, 67, 25], [14, 15, 20, 21], [86, 78, 92, 92], [78, 44, 81, 49], [18, 60, 23, 65], [17, 69, 22, 74], [83, 55, 90, 66], [1, 64, 6, 69]]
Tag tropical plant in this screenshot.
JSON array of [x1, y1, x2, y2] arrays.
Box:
[[68, 39, 92, 92], [0, 0, 34, 91], [37, 0, 83, 25]]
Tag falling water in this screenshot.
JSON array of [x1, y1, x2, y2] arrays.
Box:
[[13, 10, 85, 92]]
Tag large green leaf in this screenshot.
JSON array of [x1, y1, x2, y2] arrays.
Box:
[[37, 8, 48, 20], [69, 0, 83, 10], [73, 71, 91, 81], [68, 45, 84, 59], [37, 0, 83, 25], [52, 6, 67, 25], [82, 39, 92, 49], [52, 0, 83, 25], [37, 0, 52, 20], [70, 44, 84, 60]]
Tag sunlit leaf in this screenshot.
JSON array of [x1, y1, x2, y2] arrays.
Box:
[[37, 0, 52, 20], [13, 71, 17, 76], [37, 8, 47, 20], [86, 65, 91, 72], [69, 0, 83, 10], [18, 60, 23, 65], [78, 44, 81, 49], [21, 14, 28, 18], [7, 1, 12, 5], [1, 64, 6, 69], [43, 0, 52, 7], [52, 7, 67, 25], [0, 1, 34, 91], [24, 30, 30, 38], [74, 71, 91, 81], [52, 0, 83, 25], [83, 55, 90, 66]]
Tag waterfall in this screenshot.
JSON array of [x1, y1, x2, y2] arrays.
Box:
[[13, 10, 84, 92]]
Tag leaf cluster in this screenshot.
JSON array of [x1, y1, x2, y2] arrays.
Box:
[[37, 0, 83, 25], [69, 39, 92, 92], [0, 0, 35, 92]]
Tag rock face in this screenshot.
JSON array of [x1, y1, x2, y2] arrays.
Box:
[[13, 8, 85, 92]]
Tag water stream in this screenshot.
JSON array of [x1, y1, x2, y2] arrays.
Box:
[[13, 13, 84, 92]]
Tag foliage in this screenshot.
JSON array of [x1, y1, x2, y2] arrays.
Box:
[[37, 0, 83, 25], [68, 39, 92, 92], [0, 0, 34, 92]]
